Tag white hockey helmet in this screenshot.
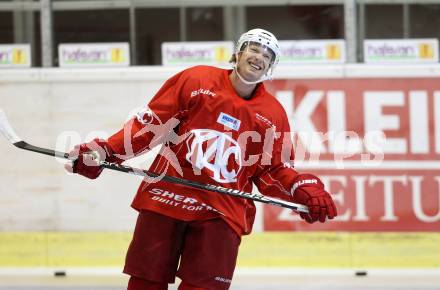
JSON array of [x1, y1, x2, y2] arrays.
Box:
[[234, 28, 280, 84]]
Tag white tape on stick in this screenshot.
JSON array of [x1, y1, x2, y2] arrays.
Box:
[[0, 109, 22, 144]]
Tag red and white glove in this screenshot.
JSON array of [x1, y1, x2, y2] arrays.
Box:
[[291, 174, 337, 223], [65, 138, 114, 179]]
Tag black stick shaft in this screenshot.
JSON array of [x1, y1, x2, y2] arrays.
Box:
[[14, 141, 69, 159], [12, 140, 308, 212]]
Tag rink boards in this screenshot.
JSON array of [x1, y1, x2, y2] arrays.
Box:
[[0, 232, 439, 268], [0, 66, 439, 270]]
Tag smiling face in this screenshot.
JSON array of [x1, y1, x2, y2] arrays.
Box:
[[235, 42, 275, 83]]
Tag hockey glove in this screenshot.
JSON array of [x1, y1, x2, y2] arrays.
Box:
[[66, 138, 114, 179], [291, 174, 337, 223]]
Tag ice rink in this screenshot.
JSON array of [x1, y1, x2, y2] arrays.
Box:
[[1, 270, 440, 290]]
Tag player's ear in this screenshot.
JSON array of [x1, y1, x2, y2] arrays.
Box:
[[236, 51, 244, 61], [230, 52, 243, 64]]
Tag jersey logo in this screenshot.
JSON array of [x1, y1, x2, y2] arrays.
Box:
[[191, 88, 216, 98], [186, 129, 242, 183], [256, 113, 276, 131], [136, 107, 155, 125], [217, 112, 241, 131]]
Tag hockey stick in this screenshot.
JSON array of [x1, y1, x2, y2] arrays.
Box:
[[0, 109, 308, 213]]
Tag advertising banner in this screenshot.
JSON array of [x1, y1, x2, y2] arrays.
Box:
[[364, 39, 439, 63], [161, 41, 233, 66], [0, 44, 31, 68], [278, 40, 346, 64], [58, 42, 130, 67], [264, 78, 440, 231]]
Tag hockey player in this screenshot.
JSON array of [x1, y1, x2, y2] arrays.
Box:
[[67, 28, 337, 290]]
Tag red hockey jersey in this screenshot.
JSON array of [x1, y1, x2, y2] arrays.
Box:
[[107, 65, 299, 236]]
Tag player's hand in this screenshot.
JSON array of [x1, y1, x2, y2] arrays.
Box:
[[65, 139, 112, 179], [291, 174, 337, 223]]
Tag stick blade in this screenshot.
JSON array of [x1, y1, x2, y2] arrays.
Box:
[[0, 109, 22, 144]]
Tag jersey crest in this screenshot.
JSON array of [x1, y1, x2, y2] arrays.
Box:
[[185, 129, 242, 183]]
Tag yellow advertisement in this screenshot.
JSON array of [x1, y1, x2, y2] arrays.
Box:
[[214, 46, 230, 63], [111, 48, 125, 63], [326, 44, 341, 60], [12, 49, 27, 64], [419, 43, 434, 59]]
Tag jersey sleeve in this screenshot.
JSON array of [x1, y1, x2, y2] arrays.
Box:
[[106, 69, 193, 161], [252, 110, 299, 202]]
